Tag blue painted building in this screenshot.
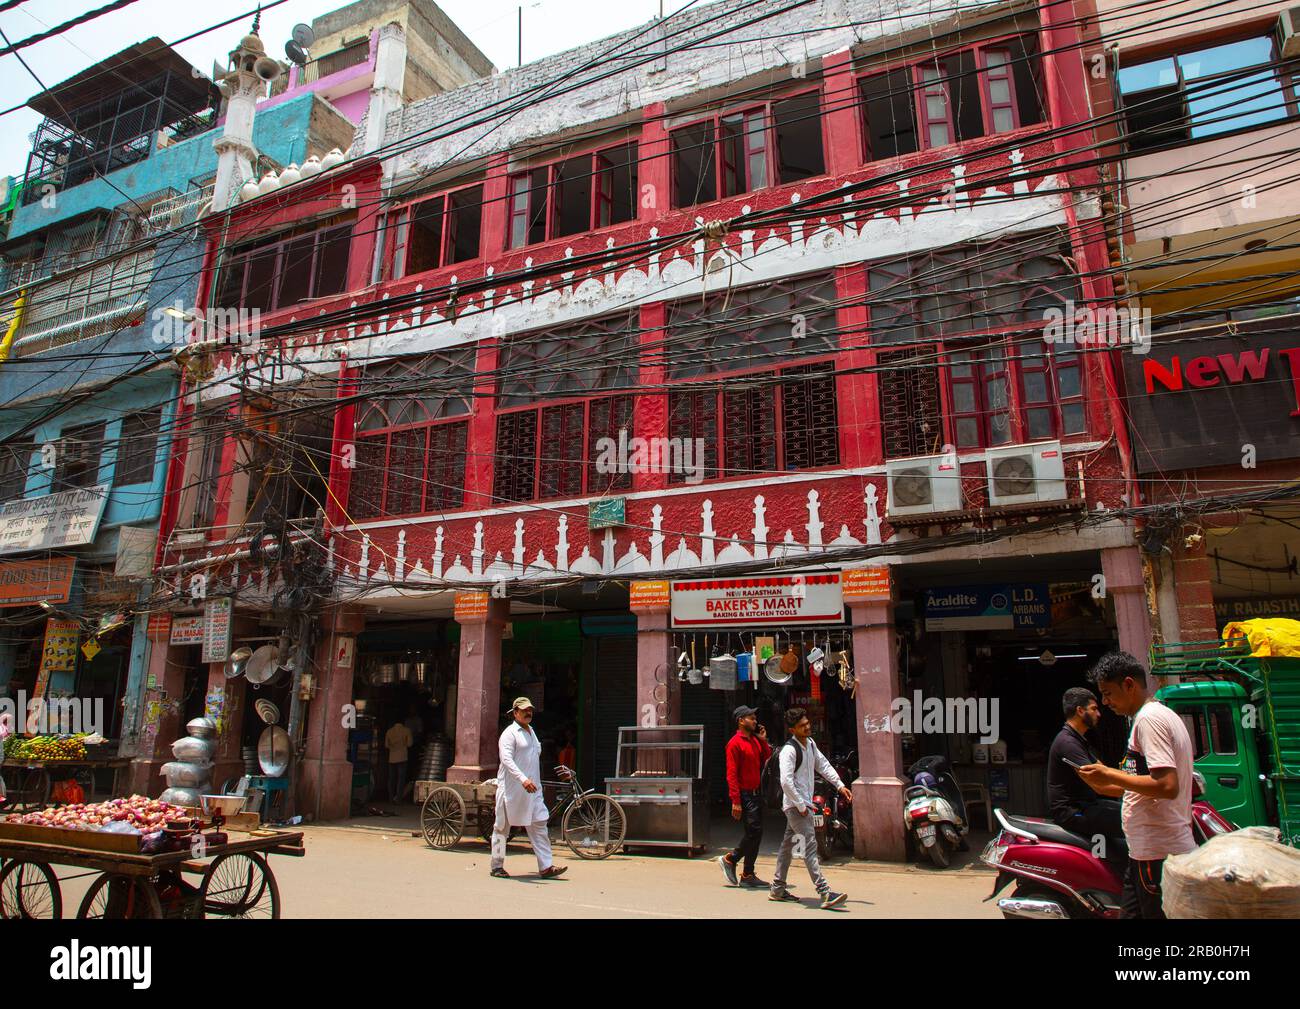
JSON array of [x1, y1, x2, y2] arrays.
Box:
[[0, 37, 354, 764]]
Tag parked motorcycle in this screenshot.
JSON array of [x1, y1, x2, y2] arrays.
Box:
[[903, 755, 969, 868], [982, 771, 1237, 919]]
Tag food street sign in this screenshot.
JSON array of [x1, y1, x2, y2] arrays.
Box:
[[670, 574, 844, 628], [0, 556, 75, 607], [0, 485, 109, 555]]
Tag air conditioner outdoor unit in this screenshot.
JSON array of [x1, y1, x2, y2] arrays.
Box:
[[1278, 7, 1300, 59], [886, 454, 963, 517], [985, 441, 1067, 507]]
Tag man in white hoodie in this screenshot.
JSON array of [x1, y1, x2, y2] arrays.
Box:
[[771, 707, 851, 909]]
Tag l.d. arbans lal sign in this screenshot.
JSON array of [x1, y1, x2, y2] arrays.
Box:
[[670, 573, 845, 628], [1122, 325, 1300, 473]]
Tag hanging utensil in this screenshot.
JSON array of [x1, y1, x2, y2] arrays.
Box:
[[224, 646, 252, 679], [245, 644, 279, 685]]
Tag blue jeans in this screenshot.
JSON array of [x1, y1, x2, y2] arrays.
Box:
[[388, 760, 408, 803]]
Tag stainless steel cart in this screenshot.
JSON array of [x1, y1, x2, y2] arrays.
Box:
[[605, 725, 709, 855]]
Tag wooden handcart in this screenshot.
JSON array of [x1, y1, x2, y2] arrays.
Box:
[[417, 767, 627, 859], [0, 814, 304, 919]]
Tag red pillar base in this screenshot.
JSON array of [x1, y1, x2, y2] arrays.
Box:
[[446, 596, 508, 784], [852, 777, 908, 861], [298, 758, 353, 821]]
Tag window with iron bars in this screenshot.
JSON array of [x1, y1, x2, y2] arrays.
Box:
[[866, 232, 1078, 346], [52, 421, 106, 492], [878, 339, 1085, 456], [666, 271, 840, 380], [0, 440, 33, 503], [493, 313, 638, 502], [350, 349, 476, 519], [668, 363, 840, 482]]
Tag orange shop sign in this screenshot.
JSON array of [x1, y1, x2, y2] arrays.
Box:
[[629, 580, 670, 612], [454, 591, 490, 622], [0, 556, 75, 608], [842, 566, 892, 602]]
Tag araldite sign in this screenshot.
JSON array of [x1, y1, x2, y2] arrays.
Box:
[[670, 574, 844, 628], [1123, 324, 1300, 472]]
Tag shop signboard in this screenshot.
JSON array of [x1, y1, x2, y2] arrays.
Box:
[[0, 485, 109, 555], [1215, 595, 1300, 625], [170, 615, 205, 646], [37, 618, 80, 691], [842, 566, 892, 602], [588, 496, 626, 530], [923, 584, 1051, 630], [1120, 322, 1300, 472], [629, 579, 670, 612], [454, 591, 490, 623], [0, 556, 75, 607], [114, 525, 157, 579], [670, 573, 844, 628], [201, 598, 233, 664], [147, 613, 172, 642]]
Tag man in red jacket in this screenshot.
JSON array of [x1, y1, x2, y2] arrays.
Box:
[[718, 705, 772, 887]]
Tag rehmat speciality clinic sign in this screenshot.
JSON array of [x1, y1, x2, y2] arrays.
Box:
[[0, 485, 109, 555]]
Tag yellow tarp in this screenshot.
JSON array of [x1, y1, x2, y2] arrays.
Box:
[[0, 290, 27, 364], [1222, 618, 1300, 658]]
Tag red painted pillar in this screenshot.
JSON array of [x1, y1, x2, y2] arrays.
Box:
[[446, 596, 509, 783], [820, 48, 863, 177], [481, 153, 510, 261], [127, 639, 187, 796], [634, 303, 668, 492], [849, 587, 907, 861], [835, 263, 879, 468], [640, 102, 670, 220], [298, 605, 367, 821], [326, 360, 359, 531], [464, 338, 500, 510], [1102, 546, 1153, 663]]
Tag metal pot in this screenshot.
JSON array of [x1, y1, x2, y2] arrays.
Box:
[[375, 663, 397, 685], [160, 786, 203, 807], [161, 761, 210, 788], [245, 644, 279, 685], [171, 736, 215, 763], [397, 659, 414, 683], [185, 717, 217, 740]]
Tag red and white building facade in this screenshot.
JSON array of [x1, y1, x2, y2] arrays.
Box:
[[148, 0, 1157, 857]]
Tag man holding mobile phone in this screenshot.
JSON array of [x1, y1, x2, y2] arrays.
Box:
[[719, 706, 771, 887], [1048, 687, 1124, 864]]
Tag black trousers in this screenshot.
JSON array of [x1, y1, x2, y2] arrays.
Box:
[[1121, 857, 1167, 919], [729, 791, 764, 874], [1057, 798, 1127, 864]]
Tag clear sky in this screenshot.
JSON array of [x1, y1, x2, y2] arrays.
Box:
[[0, 0, 688, 180]]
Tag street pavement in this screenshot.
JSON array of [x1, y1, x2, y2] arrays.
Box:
[[274, 815, 1003, 918]]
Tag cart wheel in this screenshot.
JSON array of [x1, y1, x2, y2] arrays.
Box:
[[200, 852, 279, 919], [561, 794, 627, 860], [0, 860, 62, 919], [421, 787, 465, 849], [76, 874, 162, 919]]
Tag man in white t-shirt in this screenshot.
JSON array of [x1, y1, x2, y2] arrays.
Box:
[[1077, 651, 1196, 919]]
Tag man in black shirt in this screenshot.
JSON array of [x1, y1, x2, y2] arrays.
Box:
[[1048, 687, 1125, 863]]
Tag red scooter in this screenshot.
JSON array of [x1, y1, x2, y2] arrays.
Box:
[[982, 772, 1237, 919]]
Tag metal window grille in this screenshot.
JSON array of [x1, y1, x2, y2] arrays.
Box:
[[878, 347, 943, 459]]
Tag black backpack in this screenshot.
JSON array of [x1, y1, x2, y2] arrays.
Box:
[[760, 738, 803, 807]]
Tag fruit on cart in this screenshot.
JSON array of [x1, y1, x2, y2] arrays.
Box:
[[3, 734, 88, 760], [5, 795, 189, 832]]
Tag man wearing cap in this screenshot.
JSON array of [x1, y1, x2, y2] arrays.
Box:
[[490, 697, 568, 880], [718, 705, 772, 887]]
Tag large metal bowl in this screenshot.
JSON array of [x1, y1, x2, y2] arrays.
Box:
[[201, 794, 248, 817], [245, 644, 280, 685], [258, 725, 291, 777]]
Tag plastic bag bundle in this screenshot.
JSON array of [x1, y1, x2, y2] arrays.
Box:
[[1221, 618, 1300, 657], [1163, 828, 1300, 918]]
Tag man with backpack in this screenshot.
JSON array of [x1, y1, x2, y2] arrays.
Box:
[[771, 707, 851, 909]]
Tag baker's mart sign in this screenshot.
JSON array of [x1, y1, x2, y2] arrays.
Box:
[[670, 574, 844, 628], [0, 485, 109, 555]]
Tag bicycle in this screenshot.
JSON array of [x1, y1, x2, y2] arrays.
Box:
[[480, 765, 626, 859]]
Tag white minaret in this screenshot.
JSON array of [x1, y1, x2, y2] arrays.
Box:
[[212, 18, 284, 211], [363, 22, 407, 160]]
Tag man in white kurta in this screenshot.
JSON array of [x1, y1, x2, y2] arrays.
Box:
[[490, 697, 568, 879]]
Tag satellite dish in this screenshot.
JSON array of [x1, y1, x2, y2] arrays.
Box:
[[285, 40, 309, 66], [291, 22, 315, 48]]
